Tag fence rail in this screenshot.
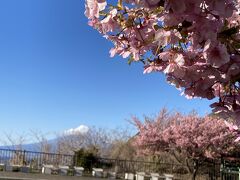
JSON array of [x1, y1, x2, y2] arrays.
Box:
[[0, 149, 73, 169], [220, 158, 240, 180], [0, 148, 238, 180]]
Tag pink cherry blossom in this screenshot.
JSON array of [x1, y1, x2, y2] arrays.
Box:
[[165, 0, 186, 14], [133, 110, 239, 179], [85, 0, 106, 19], [203, 41, 230, 68], [101, 9, 118, 33], [85, 0, 240, 126]]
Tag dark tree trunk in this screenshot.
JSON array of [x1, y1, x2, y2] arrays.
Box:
[[191, 160, 199, 180]]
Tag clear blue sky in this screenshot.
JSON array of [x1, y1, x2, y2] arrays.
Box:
[[0, 0, 214, 138]]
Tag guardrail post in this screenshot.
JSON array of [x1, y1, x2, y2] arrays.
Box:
[[22, 150, 26, 165], [238, 167, 240, 180]]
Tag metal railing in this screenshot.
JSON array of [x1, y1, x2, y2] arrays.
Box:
[[0, 149, 73, 169], [0, 148, 233, 179], [220, 157, 240, 180], [71, 157, 219, 179]]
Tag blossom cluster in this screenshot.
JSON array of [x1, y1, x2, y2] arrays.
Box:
[[85, 0, 240, 125], [133, 111, 239, 159]]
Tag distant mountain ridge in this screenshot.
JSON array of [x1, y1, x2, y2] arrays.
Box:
[[0, 139, 58, 153]]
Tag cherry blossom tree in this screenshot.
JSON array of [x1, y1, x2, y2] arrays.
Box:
[[133, 110, 239, 179], [84, 0, 240, 127]]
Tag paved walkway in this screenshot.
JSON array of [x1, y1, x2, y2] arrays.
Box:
[[0, 172, 103, 180]]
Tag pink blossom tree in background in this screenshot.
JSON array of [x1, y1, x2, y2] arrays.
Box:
[[133, 110, 239, 179], [84, 0, 240, 127]]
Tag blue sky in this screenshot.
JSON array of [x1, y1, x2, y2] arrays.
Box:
[[0, 0, 213, 140]]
